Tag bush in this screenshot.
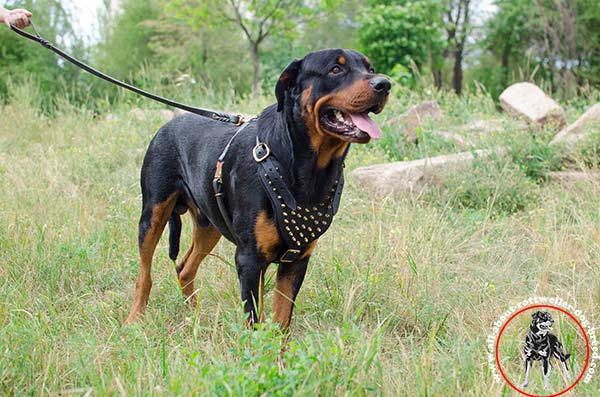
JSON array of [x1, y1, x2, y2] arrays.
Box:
[[510, 139, 563, 182], [425, 157, 539, 217]]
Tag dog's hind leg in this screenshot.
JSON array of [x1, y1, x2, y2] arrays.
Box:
[[553, 341, 572, 382], [125, 193, 178, 325], [521, 358, 532, 388], [176, 217, 221, 306]]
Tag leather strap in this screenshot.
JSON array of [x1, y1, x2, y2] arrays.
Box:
[[255, 140, 297, 210], [212, 121, 255, 242]]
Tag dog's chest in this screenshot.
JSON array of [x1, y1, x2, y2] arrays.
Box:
[[280, 200, 336, 247], [255, 148, 344, 262], [525, 331, 551, 359]]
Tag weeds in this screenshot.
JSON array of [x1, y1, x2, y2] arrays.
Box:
[[1, 83, 599, 395]]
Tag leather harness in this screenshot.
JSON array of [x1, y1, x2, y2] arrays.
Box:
[[213, 120, 345, 263]]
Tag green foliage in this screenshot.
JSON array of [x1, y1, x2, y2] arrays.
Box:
[[358, 1, 444, 83], [0, 0, 86, 109], [509, 134, 563, 182], [427, 157, 540, 217], [96, 0, 160, 80]]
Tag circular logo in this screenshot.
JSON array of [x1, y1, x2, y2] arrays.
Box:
[[494, 305, 590, 396]]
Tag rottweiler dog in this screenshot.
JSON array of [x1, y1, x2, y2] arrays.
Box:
[[125, 49, 391, 329], [521, 311, 572, 390]]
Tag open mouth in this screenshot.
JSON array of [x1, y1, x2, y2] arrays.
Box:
[[319, 107, 383, 142]]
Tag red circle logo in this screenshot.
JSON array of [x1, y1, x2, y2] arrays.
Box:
[[494, 304, 590, 396]]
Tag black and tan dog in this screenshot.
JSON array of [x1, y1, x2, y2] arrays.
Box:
[[125, 49, 390, 329], [521, 311, 572, 390]]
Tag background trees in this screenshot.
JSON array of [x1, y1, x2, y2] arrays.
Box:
[[1, 0, 599, 110]]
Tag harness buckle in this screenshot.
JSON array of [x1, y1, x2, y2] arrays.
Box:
[[253, 141, 270, 162], [280, 249, 302, 263], [214, 161, 223, 181]]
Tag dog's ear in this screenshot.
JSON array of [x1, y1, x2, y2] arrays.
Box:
[[276, 58, 302, 112], [532, 311, 540, 319]]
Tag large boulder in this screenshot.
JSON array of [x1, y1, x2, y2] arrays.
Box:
[[386, 100, 442, 143], [350, 148, 505, 195], [499, 82, 566, 129], [550, 103, 600, 145]]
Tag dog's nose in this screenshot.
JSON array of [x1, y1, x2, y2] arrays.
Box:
[[370, 76, 391, 94]]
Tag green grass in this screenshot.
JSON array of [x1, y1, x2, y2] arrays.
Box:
[[1, 86, 600, 396]]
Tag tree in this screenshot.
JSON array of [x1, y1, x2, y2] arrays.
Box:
[[444, 0, 472, 95], [481, 0, 600, 98], [483, 1, 533, 88], [167, 0, 308, 98], [358, 1, 445, 86]]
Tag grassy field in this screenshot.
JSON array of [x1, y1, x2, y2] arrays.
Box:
[[1, 83, 600, 396]]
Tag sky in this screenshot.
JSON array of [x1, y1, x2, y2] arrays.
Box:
[[65, 0, 108, 44]]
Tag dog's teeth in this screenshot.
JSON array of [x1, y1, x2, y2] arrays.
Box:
[[334, 110, 344, 122]]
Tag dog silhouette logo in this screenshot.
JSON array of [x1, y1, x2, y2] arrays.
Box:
[[521, 311, 572, 390]]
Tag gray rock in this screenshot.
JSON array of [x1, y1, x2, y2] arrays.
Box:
[[550, 103, 600, 145], [430, 130, 472, 147], [499, 82, 566, 129], [350, 147, 505, 195], [387, 100, 442, 143]]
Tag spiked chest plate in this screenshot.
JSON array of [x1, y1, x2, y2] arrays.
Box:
[[254, 140, 344, 262]]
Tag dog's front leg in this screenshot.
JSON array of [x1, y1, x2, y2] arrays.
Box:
[[521, 358, 532, 388], [542, 359, 552, 390], [273, 256, 310, 332], [235, 247, 268, 327]]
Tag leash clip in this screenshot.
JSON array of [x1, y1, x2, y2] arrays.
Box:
[[253, 138, 270, 162]]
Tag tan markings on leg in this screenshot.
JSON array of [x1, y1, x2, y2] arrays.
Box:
[[255, 211, 280, 261], [125, 194, 178, 325], [178, 221, 221, 305], [272, 272, 295, 331]]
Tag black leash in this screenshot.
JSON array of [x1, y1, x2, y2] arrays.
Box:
[[9, 21, 243, 125]]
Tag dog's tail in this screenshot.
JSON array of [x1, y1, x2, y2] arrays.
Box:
[[168, 213, 182, 261], [552, 338, 571, 363]]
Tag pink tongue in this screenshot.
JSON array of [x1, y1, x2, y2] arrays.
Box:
[[348, 113, 382, 139]]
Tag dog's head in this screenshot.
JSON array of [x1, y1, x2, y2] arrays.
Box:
[[275, 48, 390, 145], [531, 311, 554, 335]]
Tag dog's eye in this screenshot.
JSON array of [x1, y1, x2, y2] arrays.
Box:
[[330, 66, 342, 75], [368, 66, 375, 74]]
